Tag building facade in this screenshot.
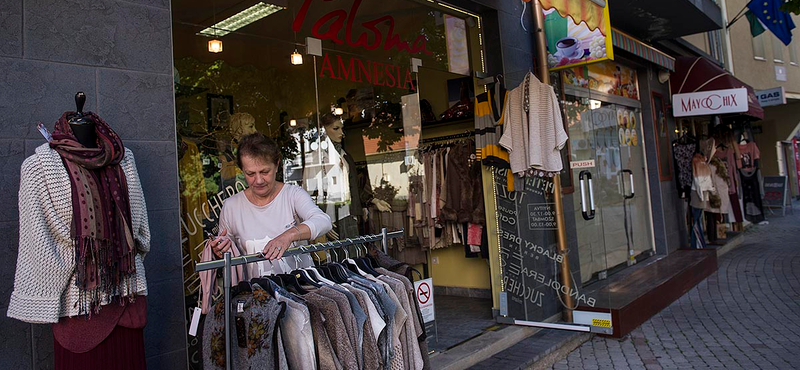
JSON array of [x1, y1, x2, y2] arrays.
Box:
[[0, 0, 735, 369]]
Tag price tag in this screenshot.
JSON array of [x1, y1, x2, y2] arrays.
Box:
[[188, 307, 202, 336]]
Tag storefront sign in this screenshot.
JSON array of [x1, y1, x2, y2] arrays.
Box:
[[672, 88, 748, 117], [543, 0, 613, 71], [570, 159, 595, 169], [763, 176, 789, 212], [293, 0, 432, 55], [756, 86, 787, 107], [414, 278, 435, 323], [318, 53, 416, 90]]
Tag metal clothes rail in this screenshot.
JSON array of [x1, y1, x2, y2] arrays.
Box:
[[195, 228, 404, 370]]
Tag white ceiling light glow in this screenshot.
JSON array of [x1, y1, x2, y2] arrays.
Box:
[[200, 2, 285, 37]]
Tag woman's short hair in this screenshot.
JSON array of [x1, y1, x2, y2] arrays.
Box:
[[236, 132, 281, 168]]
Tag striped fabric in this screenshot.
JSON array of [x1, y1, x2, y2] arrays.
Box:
[[611, 28, 676, 71]]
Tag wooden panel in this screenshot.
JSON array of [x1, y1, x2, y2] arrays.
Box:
[[576, 250, 718, 338]]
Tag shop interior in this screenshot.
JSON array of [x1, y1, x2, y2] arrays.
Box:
[[172, 0, 501, 361]]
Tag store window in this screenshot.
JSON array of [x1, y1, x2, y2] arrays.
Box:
[[772, 34, 785, 63], [753, 33, 766, 60], [173, 0, 486, 366]]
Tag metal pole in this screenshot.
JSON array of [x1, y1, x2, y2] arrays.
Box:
[[381, 227, 388, 254], [532, 0, 575, 322], [224, 252, 232, 370]]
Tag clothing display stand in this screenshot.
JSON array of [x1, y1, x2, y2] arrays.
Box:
[[195, 227, 404, 370]]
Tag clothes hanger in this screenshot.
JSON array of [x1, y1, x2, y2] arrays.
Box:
[[277, 273, 309, 294], [345, 238, 370, 276], [304, 251, 336, 285]]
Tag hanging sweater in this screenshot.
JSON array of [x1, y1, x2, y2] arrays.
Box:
[[8, 144, 150, 324], [499, 72, 568, 175]]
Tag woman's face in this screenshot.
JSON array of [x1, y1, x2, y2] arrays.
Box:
[[241, 155, 278, 198], [325, 120, 345, 143]]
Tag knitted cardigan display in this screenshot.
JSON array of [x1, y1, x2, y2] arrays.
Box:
[[7, 143, 151, 323]]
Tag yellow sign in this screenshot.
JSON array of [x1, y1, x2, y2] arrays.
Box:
[[592, 318, 612, 328], [543, 0, 614, 71]]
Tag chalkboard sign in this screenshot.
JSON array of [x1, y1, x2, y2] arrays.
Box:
[[763, 176, 790, 216], [493, 167, 563, 322]]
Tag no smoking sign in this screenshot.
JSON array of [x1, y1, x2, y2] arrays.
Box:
[[414, 278, 435, 323]]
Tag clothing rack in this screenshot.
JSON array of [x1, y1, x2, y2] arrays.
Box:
[[195, 227, 405, 370], [420, 131, 474, 144]]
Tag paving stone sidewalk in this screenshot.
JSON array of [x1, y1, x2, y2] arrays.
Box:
[[548, 208, 800, 370]]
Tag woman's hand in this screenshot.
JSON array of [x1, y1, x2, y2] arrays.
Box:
[[211, 229, 233, 258], [262, 232, 294, 260]]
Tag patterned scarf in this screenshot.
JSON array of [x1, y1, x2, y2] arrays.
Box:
[[50, 112, 136, 313]]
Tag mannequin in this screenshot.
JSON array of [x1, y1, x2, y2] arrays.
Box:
[[68, 92, 97, 148], [737, 132, 765, 223], [317, 113, 391, 239], [220, 112, 258, 188], [8, 94, 150, 369]]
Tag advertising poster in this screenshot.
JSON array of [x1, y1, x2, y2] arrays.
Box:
[[562, 61, 639, 100], [542, 0, 614, 71]]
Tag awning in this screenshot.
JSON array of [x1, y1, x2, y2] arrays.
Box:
[[608, 0, 723, 41], [670, 57, 764, 120], [611, 28, 675, 71]]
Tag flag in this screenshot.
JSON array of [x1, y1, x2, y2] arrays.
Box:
[[747, 0, 796, 45], [745, 10, 766, 37]]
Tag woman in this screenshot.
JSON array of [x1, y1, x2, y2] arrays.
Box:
[[211, 132, 332, 277]]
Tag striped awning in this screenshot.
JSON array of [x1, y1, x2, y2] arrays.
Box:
[[611, 28, 675, 71]]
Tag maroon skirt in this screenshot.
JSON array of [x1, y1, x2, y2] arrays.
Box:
[[54, 324, 146, 370]]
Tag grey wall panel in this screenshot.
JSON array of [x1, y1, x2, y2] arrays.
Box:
[[24, 0, 171, 73], [0, 0, 22, 58], [0, 58, 97, 140]]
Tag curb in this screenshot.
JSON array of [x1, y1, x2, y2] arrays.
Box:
[[429, 325, 539, 370], [524, 332, 592, 370]]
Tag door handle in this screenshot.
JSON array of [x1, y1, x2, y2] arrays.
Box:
[[579, 170, 596, 220], [622, 169, 634, 199]]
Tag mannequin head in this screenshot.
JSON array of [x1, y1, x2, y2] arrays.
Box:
[[321, 113, 345, 143], [229, 112, 257, 140]]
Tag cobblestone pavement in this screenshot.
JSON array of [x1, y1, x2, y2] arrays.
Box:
[[549, 209, 800, 370]]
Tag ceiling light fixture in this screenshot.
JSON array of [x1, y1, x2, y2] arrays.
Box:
[[208, 39, 223, 53], [290, 119, 297, 127], [333, 107, 344, 116], [290, 49, 303, 65], [200, 2, 285, 37]]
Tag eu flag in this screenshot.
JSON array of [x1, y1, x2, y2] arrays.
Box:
[[748, 0, 796, 45]]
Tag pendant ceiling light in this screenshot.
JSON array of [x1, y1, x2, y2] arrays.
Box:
[[290, 49, 303, 65], [208, 39, 223, 53]]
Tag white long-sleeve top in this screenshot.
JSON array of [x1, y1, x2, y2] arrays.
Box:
[[219, 184, 332, 278], [499, 72, 569, 175], [8, 144, 150, 324]]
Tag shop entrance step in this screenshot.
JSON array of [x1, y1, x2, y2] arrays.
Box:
[[576, 249, 718, 338]]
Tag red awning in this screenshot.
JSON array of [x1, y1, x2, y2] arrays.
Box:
[[670, 57, 764, 120]]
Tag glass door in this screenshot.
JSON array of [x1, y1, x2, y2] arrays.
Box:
[[566, 94, 654, 284], [596, 103, 652, 272], [563, 95, 610, 284]]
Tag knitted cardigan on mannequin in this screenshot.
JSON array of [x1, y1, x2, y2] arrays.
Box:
[[8, 143, 151, 323]]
